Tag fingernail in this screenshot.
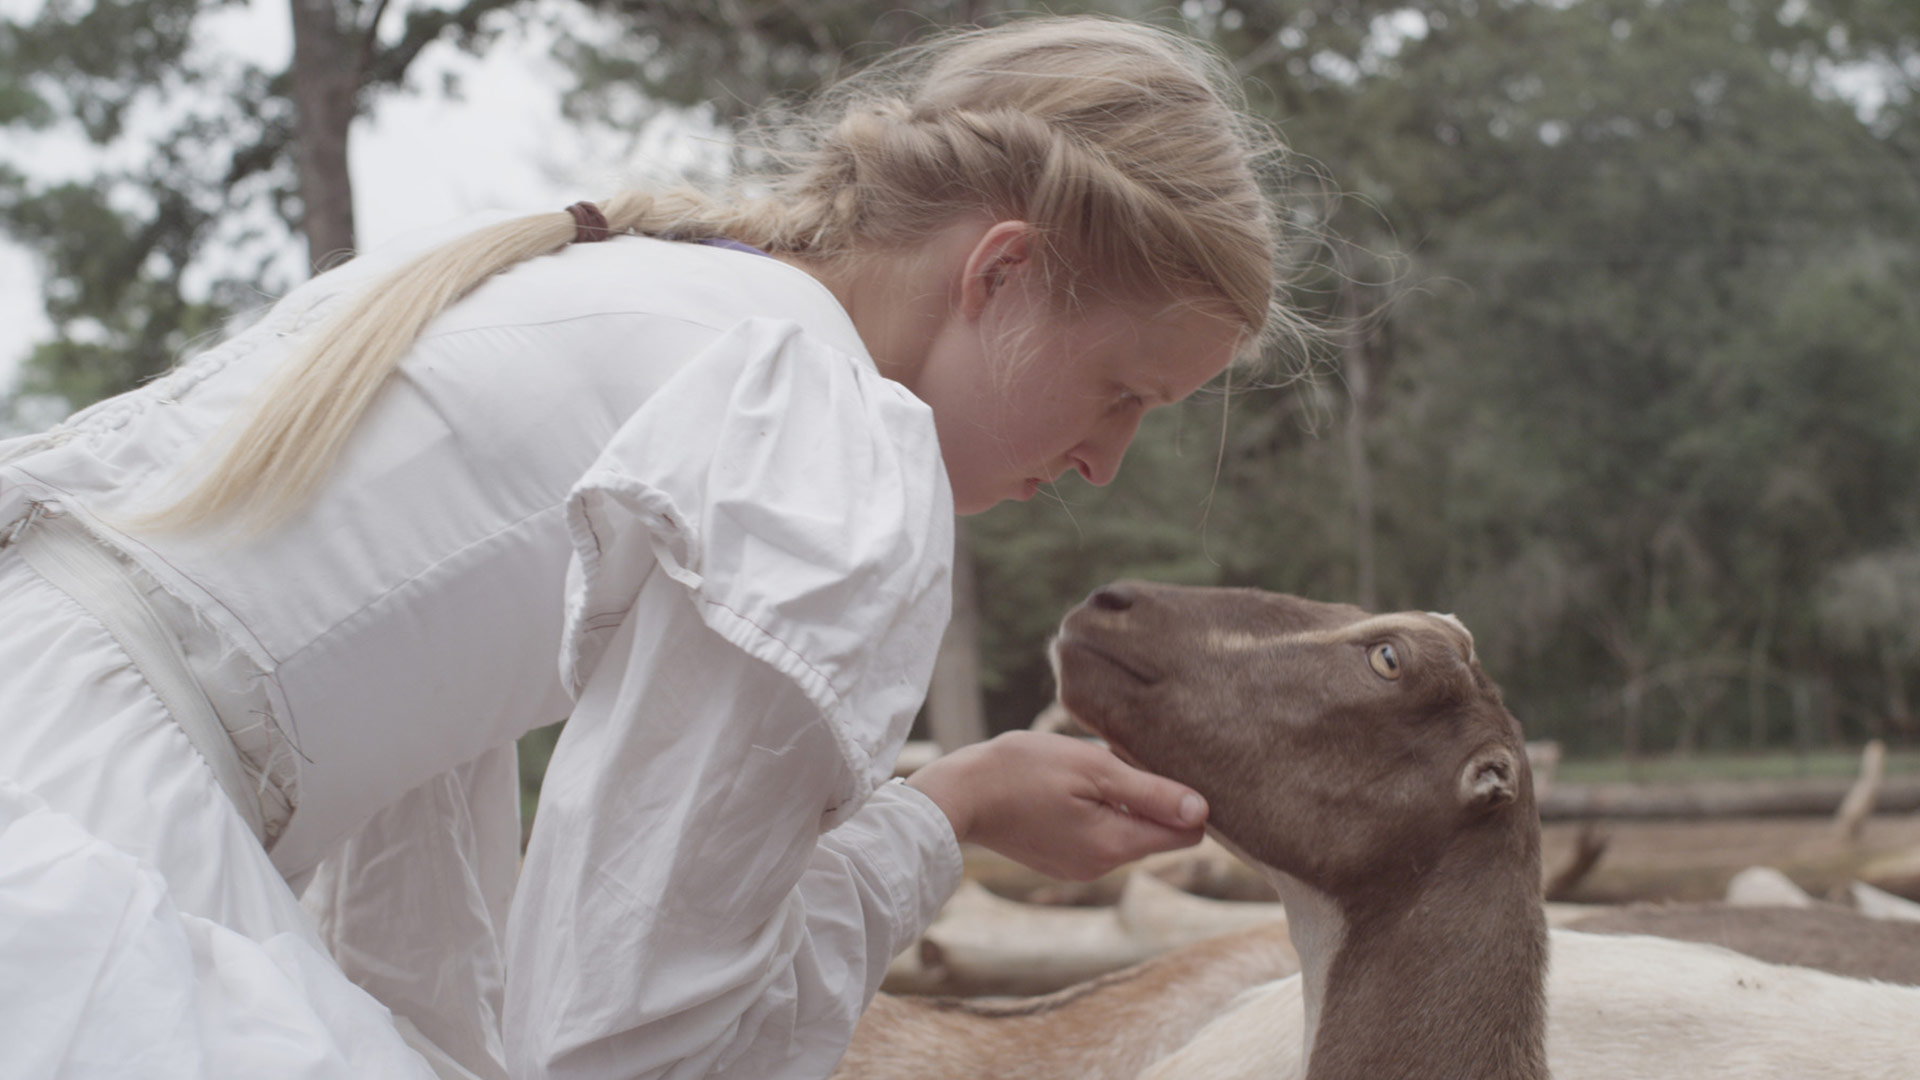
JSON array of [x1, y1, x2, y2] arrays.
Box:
[[1179, 792, 1207, 825]]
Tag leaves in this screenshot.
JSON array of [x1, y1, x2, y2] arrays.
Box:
[[6, 0, 1918, 756]]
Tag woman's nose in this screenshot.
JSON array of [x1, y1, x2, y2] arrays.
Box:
[[1073, 416, 1141, 486]]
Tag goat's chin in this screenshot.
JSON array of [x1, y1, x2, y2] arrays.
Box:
[[1100, 732, 1148, 772], [1062, 706, 1151, 772]]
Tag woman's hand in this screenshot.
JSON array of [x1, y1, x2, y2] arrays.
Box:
[[905, 730, 1209, 881]]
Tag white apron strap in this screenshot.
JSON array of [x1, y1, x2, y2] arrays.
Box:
[[11, 505, 270, 845]]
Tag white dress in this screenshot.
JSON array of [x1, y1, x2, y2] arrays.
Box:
[[0, 222, 963, 1079]]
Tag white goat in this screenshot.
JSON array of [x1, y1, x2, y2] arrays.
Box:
[[1140, 929, 1920, 1080]]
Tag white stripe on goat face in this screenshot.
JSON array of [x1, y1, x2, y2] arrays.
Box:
[[1202, 613, 1476, 663], [1201, 614, 1438, 654], [1201, 628, 1295, 653]]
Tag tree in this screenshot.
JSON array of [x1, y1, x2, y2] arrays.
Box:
[[1, 0, 529, 409], [961, 0, 1920, 754], [12, 0, 1920, 759]]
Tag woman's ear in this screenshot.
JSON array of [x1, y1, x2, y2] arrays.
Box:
[[959, 220, 1034, 319]]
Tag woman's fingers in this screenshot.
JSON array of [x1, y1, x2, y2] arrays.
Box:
[[1087, 752, 1210, 830], [905, 730, 1210, 882]]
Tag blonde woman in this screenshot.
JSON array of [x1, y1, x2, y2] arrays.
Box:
[[0, 16, 1296, 1080]]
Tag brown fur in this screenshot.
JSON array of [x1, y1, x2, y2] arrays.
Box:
[[1055, 584, 1549, 1080], [1569, 902, 1920, 985]]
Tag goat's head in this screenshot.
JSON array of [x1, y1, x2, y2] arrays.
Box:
[[1052, 582, 1533, 903]]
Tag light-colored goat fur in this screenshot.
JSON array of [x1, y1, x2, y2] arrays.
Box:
[[1140, 928, 1920, 1080], [836, 921, 1295, 1080]]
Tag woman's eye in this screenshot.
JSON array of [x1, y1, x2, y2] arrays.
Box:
[[1368, 642, 1401, 680]]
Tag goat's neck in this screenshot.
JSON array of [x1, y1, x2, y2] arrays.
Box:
[[1265, 826, 1548, 1080]]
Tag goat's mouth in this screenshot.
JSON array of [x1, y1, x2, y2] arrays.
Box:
[[1052, 634, 1160, 686], [1050, 634, 1158, 767]]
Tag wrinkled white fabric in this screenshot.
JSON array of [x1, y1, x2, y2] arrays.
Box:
[[507, 576, 962, 1079], [0, 557, 437, 1080], [300, 745, 524, 1080], [561, 317, 953, 824], [0, 225, 963, 1079]]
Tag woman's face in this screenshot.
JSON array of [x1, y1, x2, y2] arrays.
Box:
[[914, 291, 1243, 515]]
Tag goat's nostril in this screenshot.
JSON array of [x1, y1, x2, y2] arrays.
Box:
[[1087, 585, 1135, 613]]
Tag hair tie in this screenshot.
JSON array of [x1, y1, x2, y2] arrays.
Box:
[[566, 201, 610, 244]]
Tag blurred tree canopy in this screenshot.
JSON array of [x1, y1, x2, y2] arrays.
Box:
[[0, 0, 525, 409], [5, 0, 1917, 758]]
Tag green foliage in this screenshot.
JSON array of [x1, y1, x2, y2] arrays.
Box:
[[11, 0, 1920, 762], [1, 0, 528, 413], [961, 0, 1920, 758]]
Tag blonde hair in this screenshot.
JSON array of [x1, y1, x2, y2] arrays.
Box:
[[154, 15, 1299, 531]]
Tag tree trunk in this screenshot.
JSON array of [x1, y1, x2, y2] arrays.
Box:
[[289, 0, 364, 271], [1540, 773, 1920, 820], [926, 522, 988, 751]]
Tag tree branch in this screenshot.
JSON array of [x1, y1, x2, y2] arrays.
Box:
[[358, 0, 396, 71], [362, 0, 527, 90]]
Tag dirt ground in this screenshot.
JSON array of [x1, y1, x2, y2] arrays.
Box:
[[1542, 813, 1920, 904]]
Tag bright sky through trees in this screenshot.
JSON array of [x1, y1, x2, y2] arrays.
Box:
[[0, 0, 598, 389]]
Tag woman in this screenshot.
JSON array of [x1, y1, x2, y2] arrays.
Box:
[[0, 16, 1297, 1080]]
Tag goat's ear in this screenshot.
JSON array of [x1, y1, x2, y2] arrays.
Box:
[[1458, 747, 1518, 811]]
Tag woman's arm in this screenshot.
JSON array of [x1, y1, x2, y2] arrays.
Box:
[[505, 572, 952, 1080], [503, 580, 1208, 1080]]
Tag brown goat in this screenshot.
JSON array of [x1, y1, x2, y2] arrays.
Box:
[[1052, 583, 1548, 1080]]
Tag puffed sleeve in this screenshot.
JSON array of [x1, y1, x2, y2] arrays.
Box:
[[503, 319, 962, 1078]]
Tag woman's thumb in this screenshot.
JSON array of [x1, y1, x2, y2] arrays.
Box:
[[1108, 766, 1208, 829]]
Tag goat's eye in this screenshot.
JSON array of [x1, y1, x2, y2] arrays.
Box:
[[1368, 642, 1401, 680]]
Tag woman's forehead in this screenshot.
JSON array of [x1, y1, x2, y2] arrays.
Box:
[[1078, 302, 1242, 396]]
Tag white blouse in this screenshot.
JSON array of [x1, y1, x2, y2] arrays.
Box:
[[0, 222, 964, 1079]]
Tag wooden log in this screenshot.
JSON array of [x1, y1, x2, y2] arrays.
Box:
[[1544, 902, 1609, 927], [1851, 881, 1920, 922], [882, 874, 1287, 997], [1540, 774, 1920, 821], [1860, 844, 1920, 902], [964, 837, 1277, 906], [1723, 866, 1814, 907], [1833, 739, 1887, 843], [844, 923, 1300, 1080], [1543, 821, 1609, 901]]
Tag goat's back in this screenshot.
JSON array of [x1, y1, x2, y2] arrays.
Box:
[[1568, 901, 1920, 985]]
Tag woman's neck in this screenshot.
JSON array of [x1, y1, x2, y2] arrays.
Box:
[[773, 222, 984, 391], [1268, 826, 1548, 1080]]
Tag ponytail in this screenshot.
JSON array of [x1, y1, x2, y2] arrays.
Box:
[[151, 15, 1302, 532]]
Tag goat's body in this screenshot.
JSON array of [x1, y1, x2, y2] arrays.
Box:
[[1140, 929, 1920, 1080], [1569, 901, 1920, 985], [835, 922, 1296, 1080], [853, 585, 1920, 1080]]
